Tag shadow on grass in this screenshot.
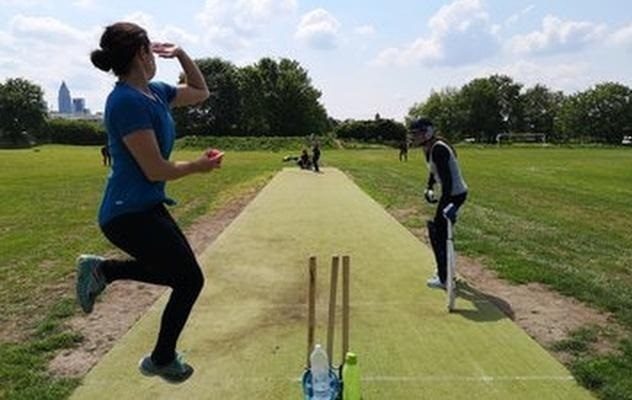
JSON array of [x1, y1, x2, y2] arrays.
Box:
[[450, 281, 514, 322]]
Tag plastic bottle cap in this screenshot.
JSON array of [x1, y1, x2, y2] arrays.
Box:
[[345, 352, 357, 365]]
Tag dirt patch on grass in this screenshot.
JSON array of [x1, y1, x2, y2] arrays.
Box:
[[457, 256, 621, 353], [49, 189, 259, 378], [404, 209, 623, 363]]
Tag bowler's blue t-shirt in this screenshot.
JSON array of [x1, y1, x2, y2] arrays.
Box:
[[98, 81, 177, 227]]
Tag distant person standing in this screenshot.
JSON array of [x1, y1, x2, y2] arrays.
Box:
[[312, 141, 321, 172], [77, 22, 222, 383], [101, 145, 111, 166], [409, 118, 467, 289], [398, 137, 409, 162]]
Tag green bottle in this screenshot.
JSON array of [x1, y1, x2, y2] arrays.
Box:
[[342, 352, 361, 400]]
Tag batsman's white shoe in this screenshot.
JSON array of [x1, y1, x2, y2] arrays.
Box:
[[426, 276, 446, 290]]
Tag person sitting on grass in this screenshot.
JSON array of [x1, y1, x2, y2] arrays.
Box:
[[298, 149, 312, 169], [282, 149, 313, 170]]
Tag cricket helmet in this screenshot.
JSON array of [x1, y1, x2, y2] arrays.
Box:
[[409, 117, 434, 143]]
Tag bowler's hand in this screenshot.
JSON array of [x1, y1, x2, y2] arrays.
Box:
[[151, 42, 182, 59], [195, 149, 223, 172]]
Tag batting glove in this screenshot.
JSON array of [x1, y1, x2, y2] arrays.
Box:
[[424, 188, 438, 204]]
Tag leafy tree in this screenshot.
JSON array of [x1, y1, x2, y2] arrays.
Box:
[[172, 58, 242, 137], [0, 78, 47, 145], [520, 84, 565, 140], [555, 94, 587, 142], [255, 57, 328, 136], [334, 119, 406, 143], [556, 83, 632, 143], [489, 74, 523, 133], [174, 57, 329, 137], [238, 65, 270, 136], [46, 118, 105, 145], [582, 82, 632, 143], [459, 78, 503, 143], [408, 87, 464, 141]]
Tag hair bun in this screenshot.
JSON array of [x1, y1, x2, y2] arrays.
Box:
[[90, 49, 112, 72]]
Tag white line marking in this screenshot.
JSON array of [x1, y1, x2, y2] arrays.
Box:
[[217, 375, 575, 384], [135, 374, 575, 390], [208, 300, 494, 310], [359, 375, 576, 382]]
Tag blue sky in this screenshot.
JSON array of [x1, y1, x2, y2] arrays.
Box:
[[1, 0, 631, 120]]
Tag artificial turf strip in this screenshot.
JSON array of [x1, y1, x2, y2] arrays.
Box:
[[69, 168, 594, 399]]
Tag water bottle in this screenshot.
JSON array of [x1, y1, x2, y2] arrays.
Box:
[[342, 352, 361, 400], [310, 344, 331, 400]]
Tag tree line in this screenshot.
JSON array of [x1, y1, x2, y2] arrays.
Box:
[[2, 64, 632, 147], [172, 57, 330, 137], [407, 74, 632, 144]]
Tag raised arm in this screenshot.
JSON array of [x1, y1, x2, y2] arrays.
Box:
[[152, 43, 209, 107]]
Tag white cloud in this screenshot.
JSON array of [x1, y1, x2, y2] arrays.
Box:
[[9, 14, 86, 42], [0, 15, 106, 112], [429, 0, 488, 34], [354, 25, 375, 36], [373, 0, 499, 67], [295, 8, 341, 50], [119, 12, 199, 46], [196, 0, 296, 50], [504, 5, 535, 27], [73, 0, 95, 8], [0, 31, 13, 48], [0, 0, 49, 6], [507, 15, 606, 55], [373, 38, 441, 67], [0, 12, 197, 114], [120, 12, 157, 34], [608, 23, 632, 50], [473, 60, 589, 92], [234, 0, 297, 30], [161, 26, 200, 45]]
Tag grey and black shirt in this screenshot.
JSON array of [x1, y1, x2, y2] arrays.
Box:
[[426, 140, 468, 202]]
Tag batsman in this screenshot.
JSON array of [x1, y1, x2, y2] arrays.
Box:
[[409, 118, 468, 290]]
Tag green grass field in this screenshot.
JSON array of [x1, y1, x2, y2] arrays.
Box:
[[1, 145, 631, 399], [69, 168, 593, 399], [0, 146, 283, 400]]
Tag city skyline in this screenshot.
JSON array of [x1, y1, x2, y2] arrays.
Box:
[[1, 1, 631, 121], [56, 80, 89, 115]]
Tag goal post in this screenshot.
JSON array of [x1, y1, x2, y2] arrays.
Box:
[[496, 132, 547, 145]]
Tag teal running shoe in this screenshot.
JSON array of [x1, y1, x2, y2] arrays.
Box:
[[139, 353, 194, 383], [76, 255, 106, 313]]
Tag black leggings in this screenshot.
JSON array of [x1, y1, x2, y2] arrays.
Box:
[[432, 192, 467, 283], [100, 204, 204, 366]]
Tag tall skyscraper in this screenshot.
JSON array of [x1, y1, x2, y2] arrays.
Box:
[[58, 81, 72, 114]]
